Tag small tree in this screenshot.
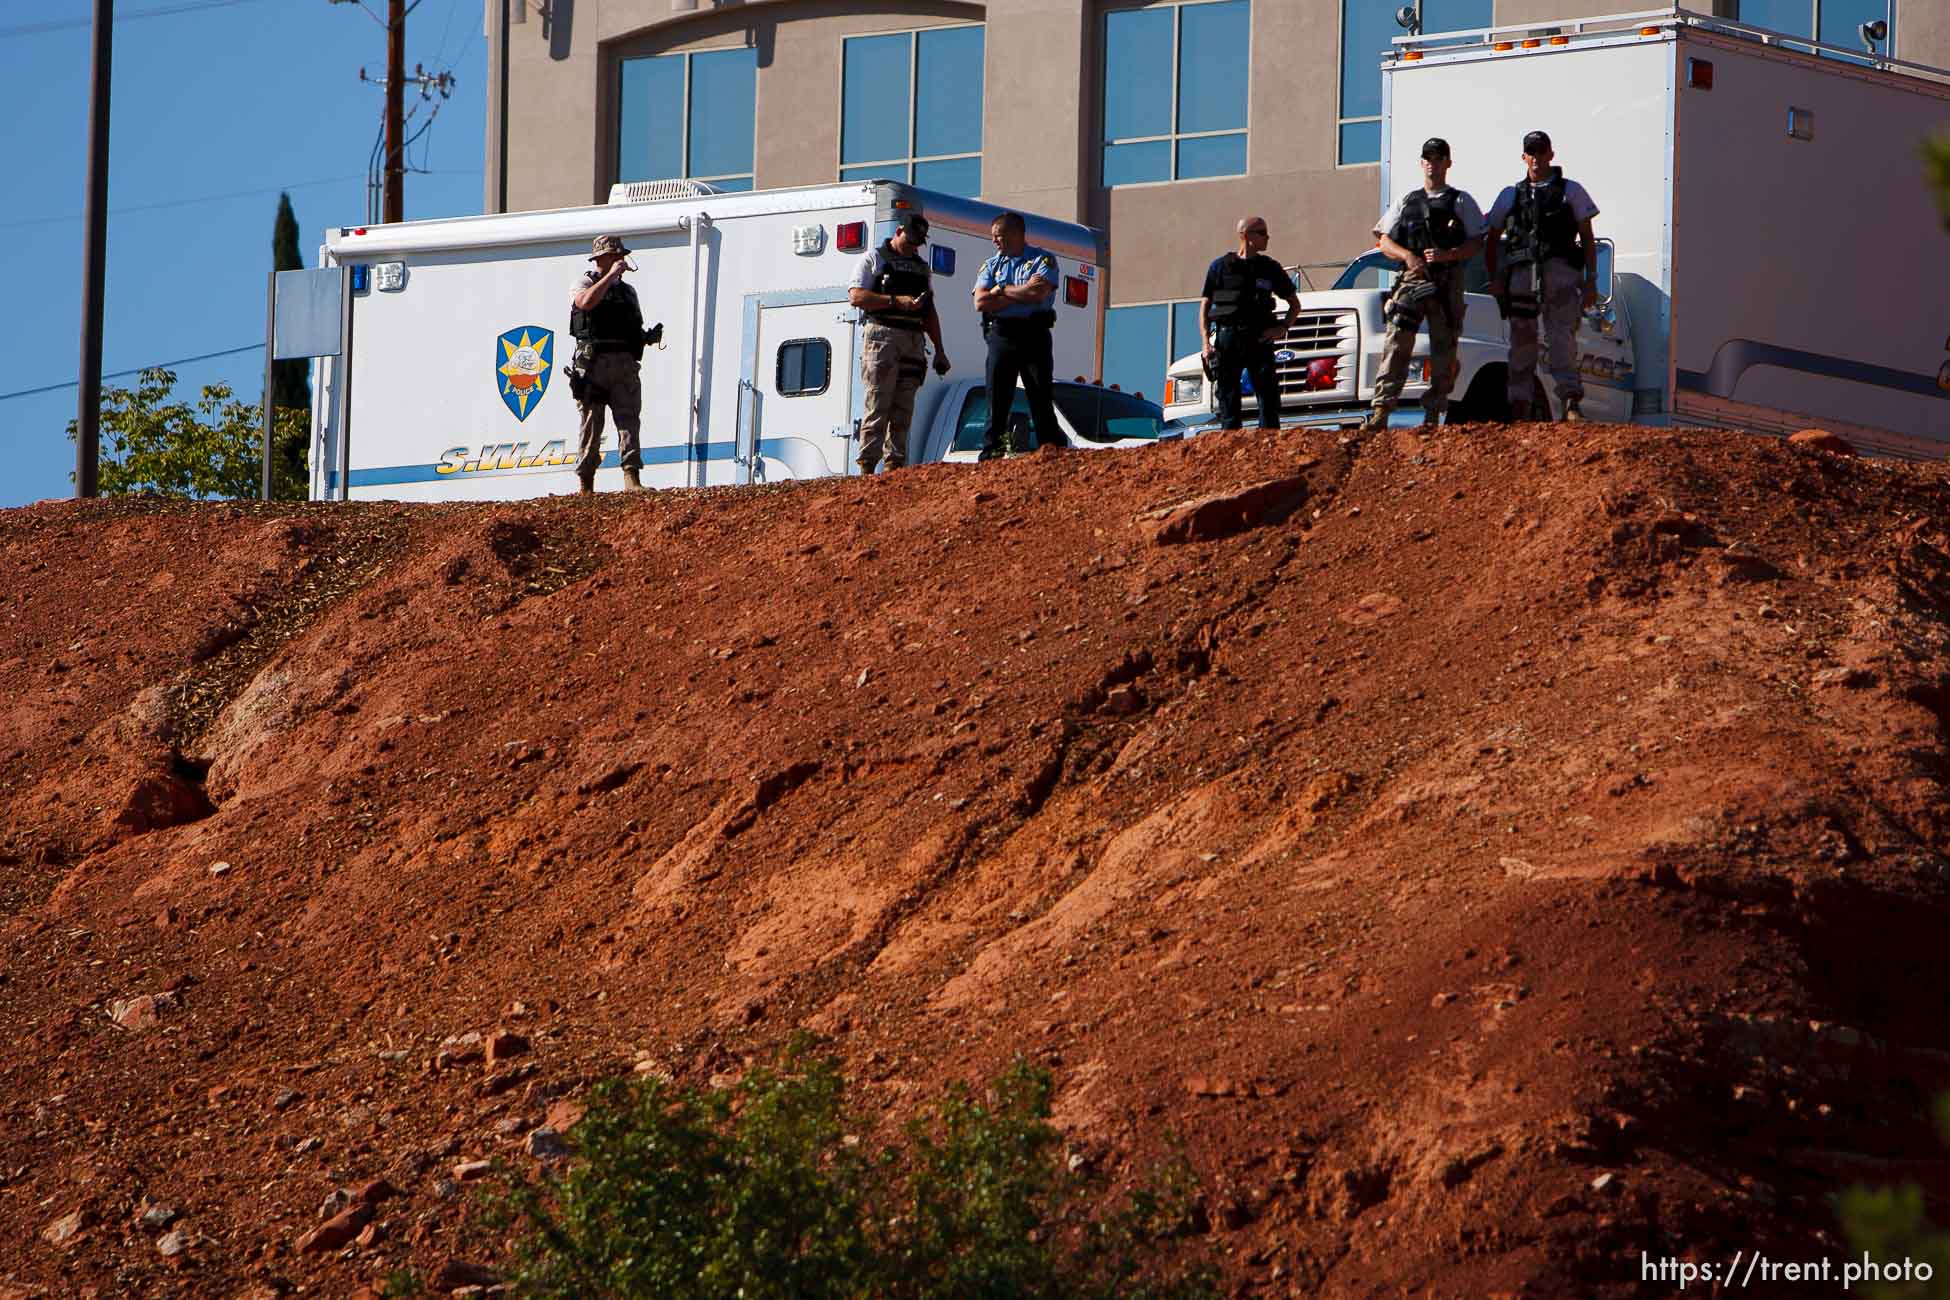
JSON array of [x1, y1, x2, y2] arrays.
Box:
[[68, 366, 308, 500], [490, 1038, 1215, 1300], [1926, 132, 1950, 230], [270, 192, 314, 488], [1839, 1096, 1950, 1299]]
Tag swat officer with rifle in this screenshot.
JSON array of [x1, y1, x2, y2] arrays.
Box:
[[1483, 129, 1602, 423]]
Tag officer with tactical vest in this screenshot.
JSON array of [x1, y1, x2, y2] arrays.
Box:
[[568, 234, 663, 493], [1362, 137, 1487, 432], [1199, 216, 1301, 431], [848, 212, 951, 473], [1484, 130, 1602, 422]]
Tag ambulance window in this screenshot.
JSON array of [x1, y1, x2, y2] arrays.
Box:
[[776, 339, 831, 396]]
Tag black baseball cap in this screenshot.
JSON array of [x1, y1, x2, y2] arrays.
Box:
[[897, 212, 930, 243], [1421, 137, 1451, 160], [1522, 129, 1553, 154]]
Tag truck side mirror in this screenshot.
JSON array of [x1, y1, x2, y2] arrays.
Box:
[[1594, 240, 1616, 305]]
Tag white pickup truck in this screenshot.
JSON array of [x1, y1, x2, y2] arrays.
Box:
[[1161, 245, 1627, 432], [913, 379, 1177, 463], [1165, 8, 1950, 457]]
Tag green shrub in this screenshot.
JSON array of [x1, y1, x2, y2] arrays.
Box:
[[491, 1036, 1215, 1300]]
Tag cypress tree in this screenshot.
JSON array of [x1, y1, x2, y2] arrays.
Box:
[[271, 192, 311, 410], [269, 192, 311, 497]]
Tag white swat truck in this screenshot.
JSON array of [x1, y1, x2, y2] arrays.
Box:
[[310, 181, 1166, 501], [1162, 7, 1950, 457]]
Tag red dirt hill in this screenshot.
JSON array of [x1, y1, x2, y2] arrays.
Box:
[[3, 421, 1949, 1298]]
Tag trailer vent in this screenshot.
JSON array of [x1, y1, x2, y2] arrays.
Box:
[[606, 180, 725, 205]]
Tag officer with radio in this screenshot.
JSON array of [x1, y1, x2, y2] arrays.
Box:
[[1362, 137, 1487, 432], [568, 234, 663, 493], [848, 211, 951, 474], [1483, 130, 1601, 422], [1199, 216, 1301, 432]]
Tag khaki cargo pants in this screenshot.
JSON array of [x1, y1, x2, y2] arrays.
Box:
[[858, 325, 928, 472], [1372, 271, 1466, 416], [575, 349, 643, 482], [1507, 259, 1586, 415]]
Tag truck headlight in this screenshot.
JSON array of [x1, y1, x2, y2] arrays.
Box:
[[1166, 375, 1203, 406]]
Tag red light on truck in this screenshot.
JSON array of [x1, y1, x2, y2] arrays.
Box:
[[836, 221, 866, 251], [1304, 358, 1338, 391], [1064, 276, 1089, 308], [1689, 58, 1714, 89]]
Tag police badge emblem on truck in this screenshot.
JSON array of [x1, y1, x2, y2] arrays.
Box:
[[496, 326, 554, 422]]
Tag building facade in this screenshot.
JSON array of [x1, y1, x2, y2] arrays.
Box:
[[488, 0, 1942, 398]]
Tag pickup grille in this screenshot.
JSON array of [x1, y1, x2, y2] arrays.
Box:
[[1272, 309, 1359, 403]]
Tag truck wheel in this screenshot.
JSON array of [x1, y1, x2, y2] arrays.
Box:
[[1453, 366, 1509, 424]]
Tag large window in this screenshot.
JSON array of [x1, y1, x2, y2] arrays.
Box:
[[1104, 301, 1204, 402], [840, 25, 985, 197], [1101, 1, 1250, 187], [1730, 0, 1894, 50], [618, 47, 759, 192], [1339, 0, 1492, 165]]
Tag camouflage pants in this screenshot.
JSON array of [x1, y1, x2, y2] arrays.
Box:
[[575, 350, 643, 481], [1372, 272, 1466, 415], [1507, 259, 1586, 412], [858, 326, 928, 471]]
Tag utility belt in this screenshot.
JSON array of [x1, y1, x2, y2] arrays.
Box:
[[982, 310, 1056, 341], [582, 339, 638, 356], [865, 316, 925, 334], [1206, 321, 1272, 353]]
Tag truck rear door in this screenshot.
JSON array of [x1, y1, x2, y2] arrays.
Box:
[[737, 292, 859, 482]]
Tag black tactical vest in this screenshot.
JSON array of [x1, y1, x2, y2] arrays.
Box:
[[1205, 253, 1273, 329], [1390, 189, 1469, 257], [1505, 170, 1582, 266], [570, 278, 644, 347], [867, 240, 931, 331]]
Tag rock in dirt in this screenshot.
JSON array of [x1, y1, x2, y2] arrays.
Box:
[[485, 1030, 529, 1064], [109, 992, 178, 1031], [453, 1160, 493, 1182], [41, 1208, 92, 1248], [1143, 475, 1309, 545], [296, 1202, 372, 1254], [355, 1177, 398, 1205], [432, 1257, 500, 1291], [525, 1126, 570, 1161], [155, 1229, 190, 1257], [1789, 428, 1856, 456], [138, 1203, 179, 1231]]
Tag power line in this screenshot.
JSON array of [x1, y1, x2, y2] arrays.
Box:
[[0, 344, 264, 403], [0, 174, 365, 233], [0, 0, 273, 39], [0, 169, 481, 233]]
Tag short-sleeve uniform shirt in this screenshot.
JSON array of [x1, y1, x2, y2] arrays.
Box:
[[1373, 186, 1489, 242], [850, 245, 932, 293], [975, 244, 1060, 319], [1484, 177, 1600, 230]]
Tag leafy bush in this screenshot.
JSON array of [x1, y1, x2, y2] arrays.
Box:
[[67, 367, 309, 500], [492, 1037, 1215, 1300], [1838, 1095, 1950, 1299]]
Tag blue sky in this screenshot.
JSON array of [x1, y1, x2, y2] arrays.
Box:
[[0, 0, 486, 507]]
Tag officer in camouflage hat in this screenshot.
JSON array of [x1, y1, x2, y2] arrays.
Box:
[[848, 211, 951, 473], [568, 233, 662, 493]]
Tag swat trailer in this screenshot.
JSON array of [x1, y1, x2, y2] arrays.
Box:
[[1379, 6, 1950, 455], [308, 181, 1110, 500]]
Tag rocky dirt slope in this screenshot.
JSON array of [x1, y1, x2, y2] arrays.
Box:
[[2, 420, 1949, 1298]]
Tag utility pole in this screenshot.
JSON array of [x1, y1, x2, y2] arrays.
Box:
[[75, 0, 113, 499], [385, 0, 404, 223]]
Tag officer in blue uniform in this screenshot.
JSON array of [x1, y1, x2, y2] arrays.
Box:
[[972, 211, 1066, 459]]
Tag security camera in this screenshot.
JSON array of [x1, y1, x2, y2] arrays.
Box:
[[1395, 4, 1421, 34], [1860, 18, 1887, 51]]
